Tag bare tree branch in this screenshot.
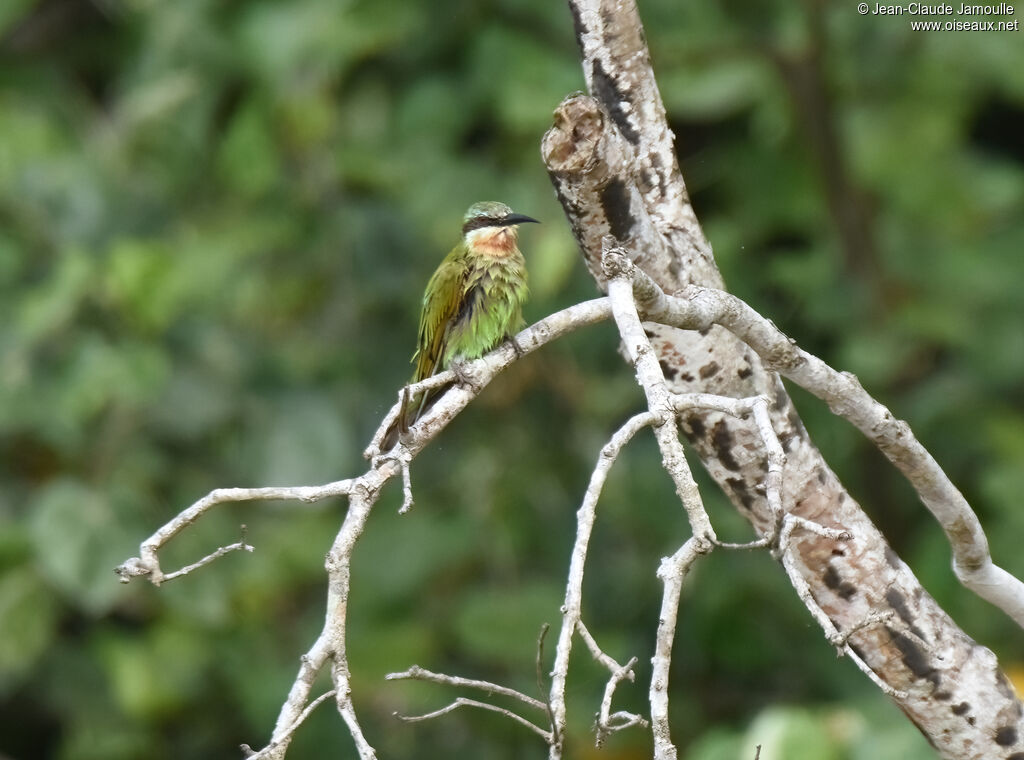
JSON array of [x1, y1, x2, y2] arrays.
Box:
[[549, 410, 656, 757], [631, 272, 1024, 626], [116, 299, 612, 759], [241, 690, 338, 759], [650, 538, 707, 760], [596, 656, 647, 745], [385, 666, 549, 713], [545, 1, 1024, 757], [115, 483, 353, 585], [394, 698, 553, 742], [158, 530, 254, 584]]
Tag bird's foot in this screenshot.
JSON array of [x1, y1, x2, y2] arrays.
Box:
[[450, 358, 483, 394], [505, 334, 525, 359]]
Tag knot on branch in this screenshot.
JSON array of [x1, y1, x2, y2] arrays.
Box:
[[649, 404, 675, 431], [601, 243, 634, 282], [114, 556, 154, 584], [541, 93, 605, 173]]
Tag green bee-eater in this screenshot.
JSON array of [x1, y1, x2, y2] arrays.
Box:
[[387, 201, 538, 445]]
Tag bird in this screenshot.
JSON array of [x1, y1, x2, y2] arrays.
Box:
[[385, 201, 538, 447]]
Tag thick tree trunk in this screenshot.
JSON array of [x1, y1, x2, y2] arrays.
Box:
[[542, 2, 1024, 758]]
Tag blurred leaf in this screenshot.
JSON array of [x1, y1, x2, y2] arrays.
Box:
[[661, 59, 770, 117], [353, 511, 477, 605], [0, 567, 59, 694], [96, 624, 212, 720], [745, 706, 839, 760], [27, 479, 132, 614], [259, 392, 353, 485], [469, 26, 581, 135], [453, 581, 561, 664], [217, 99, 280, 197]]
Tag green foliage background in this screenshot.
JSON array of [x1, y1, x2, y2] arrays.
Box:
[[1, 0, 1023, 758]]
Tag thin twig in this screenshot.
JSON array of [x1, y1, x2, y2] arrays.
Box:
[[596, 656, 648, 746], [386, 665, 548, 712], [575, 619, 626, 674], [604, 246, 716, 543], [549, 411, 657, 758], [750, 396, 786, 537], [258, 689, 337, 754], [398, 452, 414, 514], [115, 482, 354, 585], [159, 537, 254, 583], [395, 698, 553, 741], [773, 517, 906, 699], [535, 624, 558, 744], [651, 539, 710, 760]]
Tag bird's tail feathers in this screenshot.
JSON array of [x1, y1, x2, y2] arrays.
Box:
[[381, 381, 453, 450]]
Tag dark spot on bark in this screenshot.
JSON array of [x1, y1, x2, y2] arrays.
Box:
[[600, 179, 635, 239], [822, 565, 857, 600], [887, 627, 941, 689], [774, 385, 788, 411], [698, 361, 720, 379], [951, 702, 970, 716], [884, 546, 902, 570], [934, 690, 952, 701], [568, 1, 587, 40], [659, 359, 678, 381], [680, 372, 694, 382], [639, 167, 657, 195], [816, 466, 828, 485], [684, 415, 705, 440], [698, 326, 711, 337], [995, 726, 1018, 746], [590, 59, 640, 144], [831, 548, 845, 557], [967, 716, 975, 725], [737, 365, 753, 379], [787, 406, 807, 441], [667, 253, 682, 280], [711, 421, 740, 471], [1006, 754, 1024, 760], [644, 327, 656, 339], [725, 477, 754, 511], [551, 182, 591, 264], [884, 588, 927, 642], [648, 150, 668, 196]]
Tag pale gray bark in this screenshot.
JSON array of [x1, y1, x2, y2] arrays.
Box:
[[542, 1, 1024, 758]]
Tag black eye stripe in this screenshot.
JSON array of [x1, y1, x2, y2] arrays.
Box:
[[461, 217, 501, 234]]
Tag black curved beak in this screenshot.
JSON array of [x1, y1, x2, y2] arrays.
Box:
[[500, 213, 540, 226]]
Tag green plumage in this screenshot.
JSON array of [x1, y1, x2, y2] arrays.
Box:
[[389, 201, 537, 444], [412, 234, 529, 383]]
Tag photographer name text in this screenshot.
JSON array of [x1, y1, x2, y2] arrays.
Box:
[[869, 2, 1013, 13]]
